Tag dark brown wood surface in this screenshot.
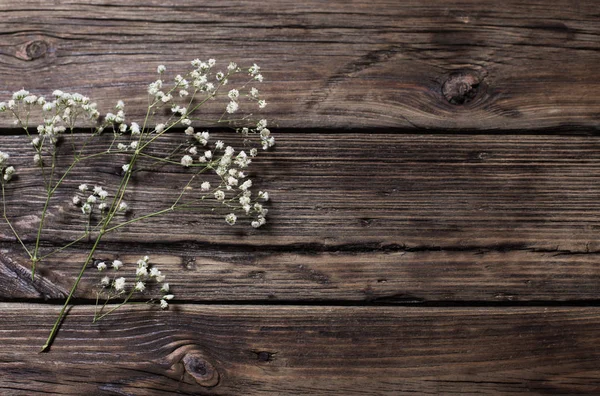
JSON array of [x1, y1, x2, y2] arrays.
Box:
[[3, 304, 600, 395], [0, 0, 599, 130], [2, 0, 600, 395]]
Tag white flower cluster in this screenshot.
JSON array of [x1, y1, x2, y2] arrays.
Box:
[[0, 59, 275, 333], [0, 151, 15, 183], [73, 184, 127, 215], [97, 255, 173, 310], [102, 100, 130, 134], [239, 118, 275, 150], [1, 90, 101, 166]]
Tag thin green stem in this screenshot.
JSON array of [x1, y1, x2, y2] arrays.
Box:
[[93, 289, 133, 323], [40, 229, 105, 352], [1, 183, 32, 258], [31, 188, 52, 279], [39, 233, 92, 261]]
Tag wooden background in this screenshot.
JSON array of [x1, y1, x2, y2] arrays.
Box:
[[1, 0, 600, 394]]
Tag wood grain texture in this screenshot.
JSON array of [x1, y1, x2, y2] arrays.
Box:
[[4, 244, 600, 303], [0, 0, 599, 130], [2, 304, 600, 395], [3, 133, 600, 251]]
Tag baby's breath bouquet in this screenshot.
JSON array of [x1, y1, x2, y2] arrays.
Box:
[[0, 59, 273, 351]]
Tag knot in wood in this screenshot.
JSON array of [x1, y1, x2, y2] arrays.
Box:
[[182, 352, 220, 387], [442, 72, 480, 105], [25, 40, 49, 60]]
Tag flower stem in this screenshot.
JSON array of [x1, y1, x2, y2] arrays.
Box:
[[40, 229, 105, 352]]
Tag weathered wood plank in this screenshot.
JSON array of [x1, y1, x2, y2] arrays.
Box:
[[3, 244, 600, 302], [2, 304, 600, 395], [2, 133, 600, 252], [0, 0, 599, 130]]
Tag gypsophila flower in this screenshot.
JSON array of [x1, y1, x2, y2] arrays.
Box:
[[136, 266, 148, 277], [240, 179, 252, 191], [258, 191, 269, 201], [130, 122, 140, 134], [249, 64, 260, 76], [114, 277, 126, 292], [2, 59, 275, 344], [225, 213, 237, 225], [228, 89, 239, 99], [3, 165, 15, 182], [214, 190, 225, 201], [226, 101, 239, 114], [13, 89, 29, 100], [135, 281, 145, 292], [181, 155, 193, 167], [0, 151, 9, 167], [150, 267, 161, 278]]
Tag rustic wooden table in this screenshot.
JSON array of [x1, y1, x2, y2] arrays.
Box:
[[1, 1, 600, 394]]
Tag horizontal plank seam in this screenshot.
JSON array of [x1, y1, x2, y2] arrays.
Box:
[[5, 298, 600, 307], [2, 127, 600, 137], [6, 240, 600, 256]]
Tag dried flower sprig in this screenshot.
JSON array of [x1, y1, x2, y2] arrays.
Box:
[[0, 59, 274, 351]]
